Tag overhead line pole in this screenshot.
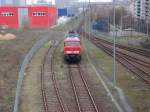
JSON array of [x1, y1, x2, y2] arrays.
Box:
[[113, 0, 116, 86], [88, 0, 91, 40], [84, 1, 86, 38], [146, 17, 149, 40], [85, 0, 87, 38]]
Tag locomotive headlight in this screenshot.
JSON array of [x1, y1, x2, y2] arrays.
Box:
[[66, 51, 79, 54], [73, 51, 79, 53], [66, 51, 72, 54]]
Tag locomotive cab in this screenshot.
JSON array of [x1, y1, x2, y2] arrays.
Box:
[[64, 37, 81, 61]]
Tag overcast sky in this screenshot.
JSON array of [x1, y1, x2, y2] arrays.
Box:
[[27, 0, 112, 5], [78, 0, 112, 2]]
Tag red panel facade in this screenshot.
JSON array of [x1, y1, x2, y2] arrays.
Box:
[[28, 6, 57, 29], [28, 6, 49, 29], [0, 6, 57, 29], [0, 7, 18, 29], [48, 6, 57, 26]]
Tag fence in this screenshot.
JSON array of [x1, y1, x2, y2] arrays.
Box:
[[122, 16, 150, 35], [13, 36, 49, 112]]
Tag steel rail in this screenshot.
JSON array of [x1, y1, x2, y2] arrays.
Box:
[[68, 64, 99, 112], [51, 41, 67, 112], [41, 44, 53, 112], [77, 64, 99, 112], [68, 65, 82, 112]]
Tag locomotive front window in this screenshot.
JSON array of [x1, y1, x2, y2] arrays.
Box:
[[65, 42, 71, 47], [73, 42, 79, 47]]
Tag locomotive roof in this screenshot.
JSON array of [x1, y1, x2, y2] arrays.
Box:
[[64, 37, 80, 42], [65, 30, 79, 38], [65, 33, 79, 38]]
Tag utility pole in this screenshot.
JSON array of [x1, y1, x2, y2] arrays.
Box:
[[83, 2, 85, 36], [113, 0, 116, 86], [84, 0, 87, 37], [147, 21, 149, 40], [88, 0, 91, 40], [130, 16, 132, 38], [146, 17, 149, 40]]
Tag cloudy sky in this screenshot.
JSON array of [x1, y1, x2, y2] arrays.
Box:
[[27, 0, 112, 5]]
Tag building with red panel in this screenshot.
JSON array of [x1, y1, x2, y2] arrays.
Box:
[[0, 7, 18, 29], [48, 6, 57, 26], [28, 6, 57, 29], [0, 6, 57, 29]]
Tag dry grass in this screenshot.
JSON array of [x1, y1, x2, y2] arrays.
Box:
[[0, 29, 50, 112]]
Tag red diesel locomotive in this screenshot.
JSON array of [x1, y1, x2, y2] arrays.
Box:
[[64, 36, 81, 61]]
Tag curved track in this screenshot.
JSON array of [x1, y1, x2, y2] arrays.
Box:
[[41, 40, 67, 112]]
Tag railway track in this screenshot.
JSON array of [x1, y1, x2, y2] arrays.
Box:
[[41, 40, 67, 112], [94, 41, 150, 84], [81, 31, 150, 84], [40, 40, 100, 112], [93, 36, 150, 58], [94, 40, 150, 70], [68, 64, 99, 112], [92, 39, 150, 84]]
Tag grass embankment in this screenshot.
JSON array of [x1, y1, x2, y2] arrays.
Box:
[[20, 42, 50, 112], [0, 29, 50, 112]]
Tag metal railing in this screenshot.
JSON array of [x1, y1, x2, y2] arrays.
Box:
[[13, 36, 49, 112]]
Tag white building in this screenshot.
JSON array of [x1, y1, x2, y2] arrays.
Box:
[[127, 0, 134, 15], [55, 0, 76, 8], [134, 0, 150, 21]]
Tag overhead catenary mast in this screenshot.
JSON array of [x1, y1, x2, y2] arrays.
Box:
[[88, 0, 91, 40], [113, 0, 116, 86]]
